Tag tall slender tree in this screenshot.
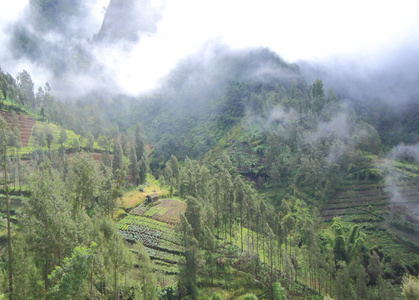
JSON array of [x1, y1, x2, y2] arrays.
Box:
[[234, 176, 245, 252], [0, 115, 12, 299]]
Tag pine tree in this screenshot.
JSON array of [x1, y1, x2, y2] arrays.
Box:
[[0, 115, 13, 299], [185, 196, 202, 241], [59, 128, 68, 146], [112, 141, 123, 174], [129, 146, 139, 185], [134, 123, 146, 161], [72, 137, 80, 152], [178, 214, 201, 300], [234, 176, 245, 252]]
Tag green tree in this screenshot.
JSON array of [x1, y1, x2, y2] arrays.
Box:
[[66, 153, 103, 214], [11, 237, 42, 299], [332, 217, 348, 263], [72, 137, 80, 152], [16, 69, 35, 108], [112, 140, 123, 174], [134, 123, 146, 160], [185, 196, 202, 241], [44, 125, 54, 150], [95, 218, 134, 300], [47, 244, 96, 300], [86, 132, 95, 152], [367, 251, 383, 286], [0, 115, 13, 299], [139, 157, 147, 184], [272, 281, 287, 300], [129, 242, 157, 300], [178, 214, 201, 300], [376, 275, 394, 300], [32, 126, 46, 148], [349, 259, 369, 300], [309, 79, 325, 113], [401, 274, 419, 300], [335, 261, 355, 300], [234, 176, 246, 252], [59, 128, 68, 146], [121, 133, 128, 156], [166, 154, 179, 198], [283, 214, 295, 254], [129, 146, 139, 185], [23, 169, 77, 292], [98, 165, 126, 217]]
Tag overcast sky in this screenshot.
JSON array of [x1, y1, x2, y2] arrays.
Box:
[[1, 0, 419, 96]]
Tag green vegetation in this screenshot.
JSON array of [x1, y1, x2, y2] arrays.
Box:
[[0, 48, 418, 299]]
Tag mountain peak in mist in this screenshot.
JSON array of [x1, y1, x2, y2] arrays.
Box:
[[96, 0, 162, 44]]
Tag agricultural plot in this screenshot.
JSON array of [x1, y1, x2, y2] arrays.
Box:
[[118, 198, 186, 287], [120, 175, 168, 209], [130, 199, 186, 226], [26, 122, 79, 150], [0, 110, 36, 147], [322, 157, 419, 222], [321, 180, 390, 222], [322, 158, 419, 272]]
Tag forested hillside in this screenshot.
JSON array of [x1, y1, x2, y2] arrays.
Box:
[[1, 45, 419, 300], [0, 1, 418, 298]]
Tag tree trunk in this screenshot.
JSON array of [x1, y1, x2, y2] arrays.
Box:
[[240, 207, 243, 252], [4, 136, 12, 299], [17, 151, 21, 192], [90, 257, 94, 299], [114, 268, 118, 300]]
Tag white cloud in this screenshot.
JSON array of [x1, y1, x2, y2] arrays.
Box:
[[1, 0, 419, 96]]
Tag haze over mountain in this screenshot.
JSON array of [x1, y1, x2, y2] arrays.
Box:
[[1, 0, 419, 104], [1, 2, 419, 299]]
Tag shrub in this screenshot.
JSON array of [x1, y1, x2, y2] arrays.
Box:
[[242, 293, 258, 300], [273, 282, 287, 300], [402, 274, 419, 300], [211, 293, 223, 300]]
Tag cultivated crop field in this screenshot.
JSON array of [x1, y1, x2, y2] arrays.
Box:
[[321, 156, 419, 280], [321, 179, 390, 222], [0, 111, 36, 148], [118, 198, 186, 287]]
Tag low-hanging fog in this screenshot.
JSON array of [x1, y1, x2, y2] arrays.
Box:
[[1, 0, 419, 105]]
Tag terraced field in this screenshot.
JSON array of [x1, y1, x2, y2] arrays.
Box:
[[322, 157, 419, 223], [118, 199, 186, 286], [321, 180, 390, 221], [320, 158, 419, 276], [0, 111, 36, 146]]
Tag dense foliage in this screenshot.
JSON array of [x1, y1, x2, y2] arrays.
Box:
[[0, 46, 418, 299]]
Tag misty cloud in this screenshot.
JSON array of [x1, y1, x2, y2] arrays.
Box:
[[389, 143, 419, 163], [152, 43, 300, 112], [96, 0, 162, 45], [1, 0, 163, 99], [1, 0, 418, 104], [378, 143, 419, 207], [303, 111, 351, 144], [299, 42, 419, 107]]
